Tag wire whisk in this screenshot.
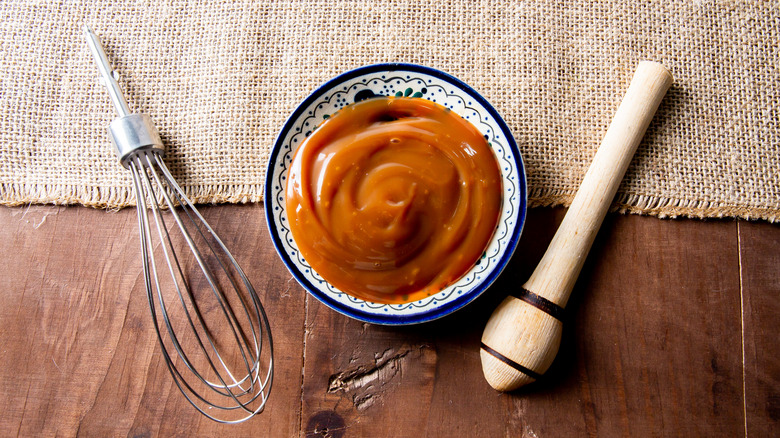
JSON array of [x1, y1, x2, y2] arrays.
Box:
[[84, 26, 273, 423]]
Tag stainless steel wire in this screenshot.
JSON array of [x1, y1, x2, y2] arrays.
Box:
[[129, 151, 273, 423], [84, 26, 273, 423]]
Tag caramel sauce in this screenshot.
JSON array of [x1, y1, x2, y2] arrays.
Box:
[[286, 97, 502, 304]]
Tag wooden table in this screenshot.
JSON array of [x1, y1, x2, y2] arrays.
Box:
[[1, 203, 777, 437]]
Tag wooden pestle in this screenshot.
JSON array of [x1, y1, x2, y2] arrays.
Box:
[[480, 61, 673, 391]]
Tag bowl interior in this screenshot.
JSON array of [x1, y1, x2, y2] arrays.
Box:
[[265, 63, 526, 325]]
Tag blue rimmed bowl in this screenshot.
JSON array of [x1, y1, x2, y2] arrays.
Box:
[[265, 63, 526, 325]]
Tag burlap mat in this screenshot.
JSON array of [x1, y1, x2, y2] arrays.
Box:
[[1, 1, 778, 222]]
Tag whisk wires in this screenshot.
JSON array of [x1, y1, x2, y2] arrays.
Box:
[[129, 151, 273, 423]]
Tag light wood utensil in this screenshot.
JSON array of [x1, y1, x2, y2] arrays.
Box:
[[480, 61, 673, 391]]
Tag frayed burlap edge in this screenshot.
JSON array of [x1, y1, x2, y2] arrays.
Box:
[[529, 188, 778, 223], [3, 182, 777, 223], [0, 182, 263, 209]]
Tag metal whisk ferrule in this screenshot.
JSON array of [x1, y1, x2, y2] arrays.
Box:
[[84, 25, 273, 424]]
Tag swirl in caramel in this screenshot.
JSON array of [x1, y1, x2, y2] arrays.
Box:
[[285, 96, 502, 304]]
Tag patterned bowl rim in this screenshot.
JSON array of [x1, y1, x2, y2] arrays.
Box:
[[265, 63, 526, 325]]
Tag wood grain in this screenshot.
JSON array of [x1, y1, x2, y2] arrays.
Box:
[[0, 204, 305, 437], [739, 220, 780, 436], [298, 209, 750, 436], [0, 204, 777, 436], [564, 214, 743, 436]]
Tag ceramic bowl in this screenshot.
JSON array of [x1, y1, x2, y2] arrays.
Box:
[[265, 63, 526, 325]]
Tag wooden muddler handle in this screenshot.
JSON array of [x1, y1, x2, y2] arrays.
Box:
[[480, 61, 673, 391]]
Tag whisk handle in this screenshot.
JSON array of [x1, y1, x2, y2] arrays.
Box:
[[83, 25, 164, 168], [83, 25, 131, 118]]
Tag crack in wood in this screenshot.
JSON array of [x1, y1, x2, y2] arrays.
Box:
[[328, 348, 409, 393], [326, 345, 424, 411]]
